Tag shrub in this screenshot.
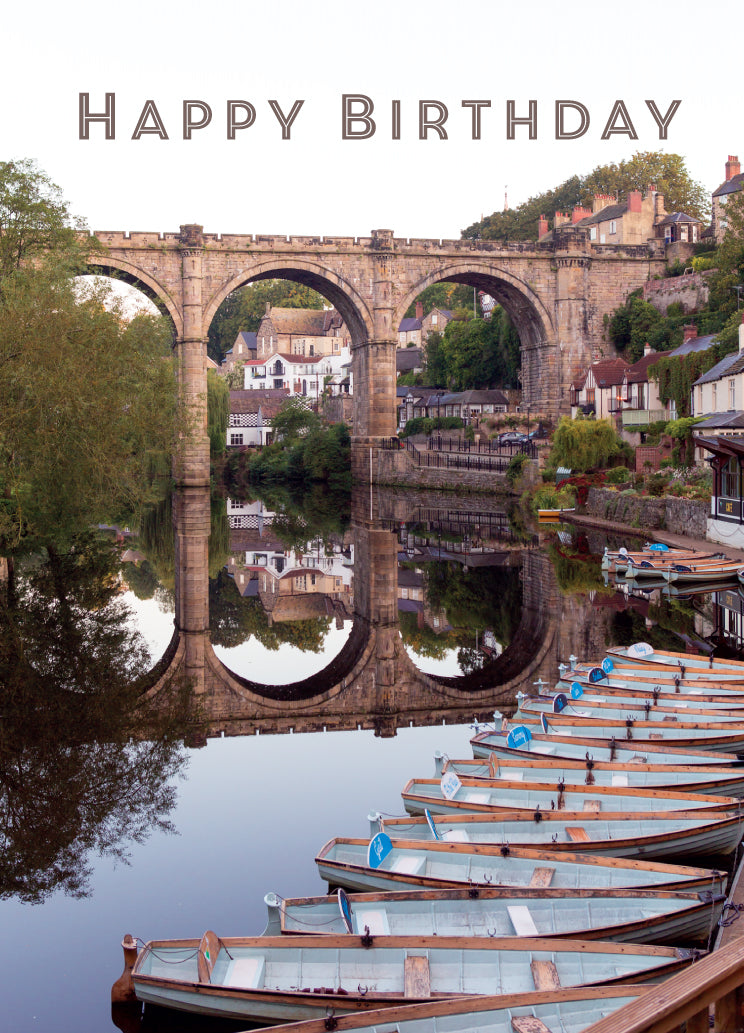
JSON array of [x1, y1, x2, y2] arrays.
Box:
[[605, 466, 630, 484], [506, 452, 529, 486]]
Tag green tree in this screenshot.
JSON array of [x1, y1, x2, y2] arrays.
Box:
[[207, 368, 229, 457], [462, 152, 708, 241], [271, 397, 321, 441], [0, 161, 177, 549], [0, 158, 82, 277], [403, 282, 474, 318], [548, 416, 621, 472]]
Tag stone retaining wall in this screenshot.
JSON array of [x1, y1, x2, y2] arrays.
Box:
[[355, 444, 540, 494], [585, 487, 708, 537]]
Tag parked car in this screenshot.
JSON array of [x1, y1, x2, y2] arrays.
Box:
[[498, 431, 529, 446]]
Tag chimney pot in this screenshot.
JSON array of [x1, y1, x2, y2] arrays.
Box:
[[726, 155, 741, 182], [415, 301, 423, 320], [627, 190, 643, 214], [683, 324, 698, 343]]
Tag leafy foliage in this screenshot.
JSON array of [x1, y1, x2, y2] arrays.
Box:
[[403, 282, 475, 318], [207, 369, 229, 457], [422, 309, 520, 389], [462, 152, 709, 241], [548, 417, 621, 473]]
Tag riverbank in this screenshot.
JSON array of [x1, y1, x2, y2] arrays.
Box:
[[567, 509, 744, 566]]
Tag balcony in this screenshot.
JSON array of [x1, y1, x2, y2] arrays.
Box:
[[621, 408, 666, 428]]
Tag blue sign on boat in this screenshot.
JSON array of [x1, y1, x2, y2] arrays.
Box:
[[647, 543, 668, 551], [425, 808, 440, 840], [588, 667, 605, 683], [540, 713, 549, 734], [506, 725, 532, 749], [441, 771, 462, 800], [601, 657, 614, 674], [367, 832, 392, 869], [628, 642, 654, 659], [570, 682, 584, 699], [337, 888, 353, 933], [553, 692, 568, 713]]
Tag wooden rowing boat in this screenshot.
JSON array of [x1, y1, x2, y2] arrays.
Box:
[[231, 987, 648, 1033], [265, 885, 724, 945], [436, 752, 744, 797], [606, 645, 744, 672], [374, 808, 744, 861], [315, 837, 727, 894], [517, 693, 744, 723], [401, 775, 741, 816], [470, 728, 744, 767], [130, 931, 696, 1022], [514, 713, 744, 753], [663, 561, 744, 583]]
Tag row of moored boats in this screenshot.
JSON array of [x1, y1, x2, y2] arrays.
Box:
[[602, 542, 744, 585], [118, 642, 744, 1033]]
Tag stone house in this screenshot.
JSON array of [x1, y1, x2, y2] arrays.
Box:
[[711, 155, 744, 244], [222, 331, 257, 372], [421, 307, 453, 339], [255, 305, 350, 359], [541, 187, 666, 246]]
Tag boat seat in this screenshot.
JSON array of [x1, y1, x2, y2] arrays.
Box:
[[511, 1018, 556, 1033], [566, 827, 591, 842], [463, 791, 491, 804], [531, 745, 555, 755], [404, 955, 431, 998], [389, 854, 425, 876], [442, 830, 470, 842], [529, 867, 554, 887], [354, 908, 390, 935], [507, 905, 539, 936], [531, 959, 561, 991], [224, 955, 265, 989], [611, 774, 629, 786]]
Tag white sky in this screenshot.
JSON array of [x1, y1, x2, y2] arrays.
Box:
[[4, 1, 741, 242]]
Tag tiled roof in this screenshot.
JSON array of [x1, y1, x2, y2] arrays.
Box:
[[277, 352, 324, 365], [264, 307, 336, 335], [396, 348, 424, 372], [693, 351, 743, 386], [589, 358, 630, 388], [234, 330, 257, 349], [229, 389, 290, 416], [575, 203, 628, 228], [624, 351, 664, 383], [399, 317, 422, 332], [657, 212, 702, 226], [693, 411, 744, 430], [713, 172, 744, 199], [456, 389, 510, 405], [667, 335, 716, 357]]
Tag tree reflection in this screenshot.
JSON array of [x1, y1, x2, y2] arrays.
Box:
[[0, 531, 197, 904]]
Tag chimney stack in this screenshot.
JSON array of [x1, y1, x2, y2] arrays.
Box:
[[726, 155, 741, 182], [643, 342, 653, 356], [554, 210, 570, 228], [592, 194, 615, 214], [683, 324, 698, 343], [627, 190, 643, 214], [572, 205, 592, 224], [415, 301, 423, 320], [538, 214, 549, 238]]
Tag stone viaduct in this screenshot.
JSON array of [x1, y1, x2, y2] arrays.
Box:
[[145, 479, 612, 741], [88, 224, 666, 484]]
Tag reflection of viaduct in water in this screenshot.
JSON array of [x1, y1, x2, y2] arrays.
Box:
[[146, 483, 585, 738]]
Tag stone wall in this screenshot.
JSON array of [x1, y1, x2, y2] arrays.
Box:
[[642, 271, 711, 316], [586, 487, 708, 537]]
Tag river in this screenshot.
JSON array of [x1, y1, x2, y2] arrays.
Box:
[[0, 486, 740, 1033]]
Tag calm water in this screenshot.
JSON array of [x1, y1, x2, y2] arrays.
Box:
[[1, 497, 740, 1033]]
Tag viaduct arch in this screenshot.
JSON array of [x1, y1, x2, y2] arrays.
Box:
[[88, 223, 667, 485]]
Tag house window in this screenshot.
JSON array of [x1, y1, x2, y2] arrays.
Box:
[[680, 225, 689, 242], [730, 379, 736, 410], [590, 227, 597, 241], [696, 386, 703, 413], [273, 379, 283, 389], [713, 383, 718, 409], [431, 313, 438, 324], [230, 433, 244, 446], [610, 220, 617, 235], [722, 457, 740, 498]]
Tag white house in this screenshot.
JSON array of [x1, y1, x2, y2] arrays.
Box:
[[243, 347, 350, 400]]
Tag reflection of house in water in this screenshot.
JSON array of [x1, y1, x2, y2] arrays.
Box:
[[397, 564, 450, 634], [225, 498, 354, 627]]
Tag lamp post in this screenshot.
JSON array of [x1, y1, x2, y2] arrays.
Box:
[[732, 285, 744, 310]]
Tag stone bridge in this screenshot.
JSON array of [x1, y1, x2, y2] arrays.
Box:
[[144, 480, 611, 741], [88, 224, 666, 484]]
